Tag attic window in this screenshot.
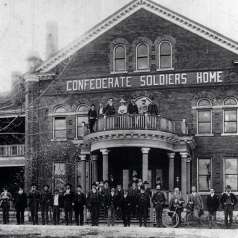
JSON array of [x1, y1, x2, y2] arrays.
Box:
[[136, 43, 149, 71], [113, 45, 126, 72]]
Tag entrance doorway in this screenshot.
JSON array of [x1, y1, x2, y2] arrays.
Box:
[[0, 166, 24, 194]]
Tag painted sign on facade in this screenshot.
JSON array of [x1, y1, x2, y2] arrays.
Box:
[[66, 71, 223, 92]]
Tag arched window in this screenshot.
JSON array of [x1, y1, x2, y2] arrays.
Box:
[[53, 106, 66, 139], [76, 105, 89, 138], [113, 45, 126, 72], [136, 43, 149, 71], [223, 97, 238, 134], [197, 99, 212, 134], [159, 41, 172, 69]]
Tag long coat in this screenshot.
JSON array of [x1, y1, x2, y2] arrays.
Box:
[[220, 192, 237, 209], [14, 193, 27, 210], [63, 191, 74, 210], [28, 190, 41, 209]]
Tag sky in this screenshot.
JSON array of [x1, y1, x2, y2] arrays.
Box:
[[1, 0, 238, 92]]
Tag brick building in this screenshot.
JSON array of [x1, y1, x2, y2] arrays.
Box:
[[22, 0, 238, 199]]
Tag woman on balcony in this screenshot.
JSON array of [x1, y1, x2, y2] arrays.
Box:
[[117, 99, 128, 129]]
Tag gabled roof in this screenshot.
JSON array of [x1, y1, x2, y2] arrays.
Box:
[[37, 0, 238, 73]]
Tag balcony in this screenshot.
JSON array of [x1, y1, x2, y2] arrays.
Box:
[[0, 144, 25, 167], [84, 114, 193, 152]]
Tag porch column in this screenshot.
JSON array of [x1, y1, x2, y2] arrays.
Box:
[[186, 157, 191, 194], [180, 152, 188, 198], [100, 148, 109, 181], [79, 154, 86, 192], [91, 154, 98, 183], [141, 147, 150, 182], [168, 152, 175, 192]]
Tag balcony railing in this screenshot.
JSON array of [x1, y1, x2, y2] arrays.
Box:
[[0, 144, 25, 157], [93, 114, 188, 135]]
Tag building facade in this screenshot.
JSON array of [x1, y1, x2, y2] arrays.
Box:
[[23, 0, 238, 199]]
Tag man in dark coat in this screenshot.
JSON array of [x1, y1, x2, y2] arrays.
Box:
[[129, 181, 139, 218], [152, 184, 166, 227], [28, 184, 40, 225], [40, 184, 52, 225], [52, 189, 63, 225], [88, 104, 97, 133], [128, 98, 139, 115], [74, 185, 86, 225], [0, 187, 12, 224], [63, 183, 74, 225], [103, 98, 116, 116], [105, 187, 117, 226], [206, 188, 220, 228], [115, 184, 123, 219], [14, 187, 27, 225], [220, 185, 238, 228], [148, 97, 158, 115], [121, 189, 131, 227], [87, 184, 101, 226], [137, 185, 150, 227]]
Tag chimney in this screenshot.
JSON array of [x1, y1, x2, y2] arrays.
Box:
[[45, 21, 58, 59]]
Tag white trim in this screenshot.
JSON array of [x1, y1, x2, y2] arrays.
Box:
[[36, 0, 238, 73], [195, 133, 214, 137], [135, 42, 150, 71], [110, 71, 128, 74], [192, 104, 238, 110], [158, 40, 173, 70], [156, 67, 174, 72], [112, 44, 127, 73]]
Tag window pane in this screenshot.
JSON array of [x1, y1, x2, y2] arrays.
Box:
[[137, 44, 148, 56], [115, 59, 126, 71], [137, 58, 149, 70], [225, 159, 237, 174], [160, 55, 171, 68], [115, 46, 125, 59], [224, 122, 237, 133], [199, 159, 211, 175], [224, 98, 237, 105], [54, 117, 66, 139], [198, 111, 211, 122], [199, 176, 210, 191], [225, 110, 237, 121], [54, 163, 66, 175], [160, 42, 171, 55], [198, 99, 211, 107], [225, 175, 238, 190], [198, 123, 211, 134]]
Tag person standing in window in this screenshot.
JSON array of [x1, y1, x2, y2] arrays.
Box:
[[148, 97, 158, 115], [28, 183, 40, 225], [14, 187, 27, 225], [206, 188, 220, 229], [88, 104, 97, 133], [104, 98, 116, 116], [0, 187, 12, 224], [187, 186, 204, 224], [220, 185, 237, 228]]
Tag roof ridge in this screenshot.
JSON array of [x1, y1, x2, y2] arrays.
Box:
[[36, 0, 238, 73]]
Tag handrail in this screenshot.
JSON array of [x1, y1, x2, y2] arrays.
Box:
[[92, 114, 188, 135], [0, 144, 25, 157]]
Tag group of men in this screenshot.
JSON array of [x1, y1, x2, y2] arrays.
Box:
[[0, 181, 237, 229], [88, 97, 158, 132]]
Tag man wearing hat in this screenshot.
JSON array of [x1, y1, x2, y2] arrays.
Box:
[[118, 99, 127, 114], [120, 189, 131, 227], [28, 183, 41, 225], [74, 185, 86, 225], [87, 183, 100, 226], [63, 183, 74, 225], [128, 98, 138, 115], [129, 181, 139, 219], [104, 98, 116, 116], [148, 97, 158, 115], [137, 185, 150, 227], [40, 184, 52, 225], [152, 184, 166, 227], [221, 185, 237, 228], [144, 181, 152, 198], [88, 104, 97, 133]]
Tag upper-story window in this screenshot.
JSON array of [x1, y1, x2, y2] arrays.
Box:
[[113, 45, 126, 72], [136, 43, 149, 71], [197, 99, 212, 135], [53, 106, 67, 140], [158, 41, 172, 70], [223, 97, 238, 134], [76, 105, 89, 138]]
